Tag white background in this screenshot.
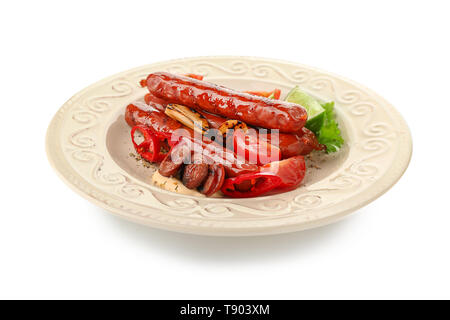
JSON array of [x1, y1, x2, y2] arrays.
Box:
[[1, 0, 449, 300]]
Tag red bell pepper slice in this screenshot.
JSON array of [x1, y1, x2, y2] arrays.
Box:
[[221, 155, 306, 198], [270, 89, 281, 100], [131, 125, 167, 163], [233, 129, 281, 165], [139, 79, 147, 88], [244, 90, 272, 97]]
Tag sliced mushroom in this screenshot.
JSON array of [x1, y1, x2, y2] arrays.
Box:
[[218, 120, 248, 136], [165, 104, 209, 134]]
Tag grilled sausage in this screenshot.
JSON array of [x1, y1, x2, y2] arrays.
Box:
[[145, 72, 307, 133], [182, 163, 209, 189]]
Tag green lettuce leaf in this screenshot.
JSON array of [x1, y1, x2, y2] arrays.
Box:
[[316, 102, 344, 153]]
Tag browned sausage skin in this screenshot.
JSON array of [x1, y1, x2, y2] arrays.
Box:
[[125, 103, 182, 137], [181, 152, 210, 189], [127, 102, 323, 158], [145, 72, 308, 133], [200, 164, 225, 196]]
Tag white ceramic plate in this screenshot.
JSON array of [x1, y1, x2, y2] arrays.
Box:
[[46, 56, 412, 236]]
